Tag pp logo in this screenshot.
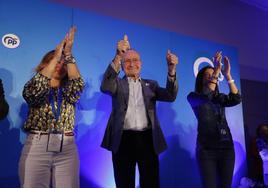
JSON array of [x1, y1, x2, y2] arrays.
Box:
[[193, 57, 224, 81], [2, 34, 20, 49]]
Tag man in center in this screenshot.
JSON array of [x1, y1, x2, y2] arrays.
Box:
[[100, 35, 179, 188]]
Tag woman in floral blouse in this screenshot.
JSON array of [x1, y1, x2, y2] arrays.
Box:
[[19, 27, 84, 188]]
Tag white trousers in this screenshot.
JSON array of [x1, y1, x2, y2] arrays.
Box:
[[19, 134, 80, 188]]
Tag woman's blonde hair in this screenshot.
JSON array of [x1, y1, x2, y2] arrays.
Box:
[[35, 50, 55, 72]]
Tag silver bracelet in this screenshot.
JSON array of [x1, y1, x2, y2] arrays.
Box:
[[64, 55, 76, 64], [228, 79, 235, 84]]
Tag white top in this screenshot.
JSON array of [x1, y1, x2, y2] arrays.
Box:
[[123, 77, 148, 131]]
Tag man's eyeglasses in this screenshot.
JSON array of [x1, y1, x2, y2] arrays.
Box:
[[123, 58, 140, 64]]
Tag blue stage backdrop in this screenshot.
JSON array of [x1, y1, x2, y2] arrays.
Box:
[[0, 0, 246, 187]]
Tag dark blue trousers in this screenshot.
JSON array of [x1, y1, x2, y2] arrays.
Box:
[[196, 147, 235, 188], [112, 129, 159, 188]]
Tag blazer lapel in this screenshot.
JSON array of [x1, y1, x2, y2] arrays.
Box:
[[121, 76, 129, 105], [141, 79, 151, 108]]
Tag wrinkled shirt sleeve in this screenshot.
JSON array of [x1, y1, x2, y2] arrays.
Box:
[[213, 92, 242, 107]]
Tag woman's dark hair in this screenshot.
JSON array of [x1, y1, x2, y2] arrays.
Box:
[[256, 123, 268, 138], [195, 65, 219, 94]]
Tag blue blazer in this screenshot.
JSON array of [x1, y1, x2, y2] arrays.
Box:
[[100, 65, 178, 154]]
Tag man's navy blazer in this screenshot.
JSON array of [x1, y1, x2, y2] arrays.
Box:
[[100, 65, 178, 154]]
